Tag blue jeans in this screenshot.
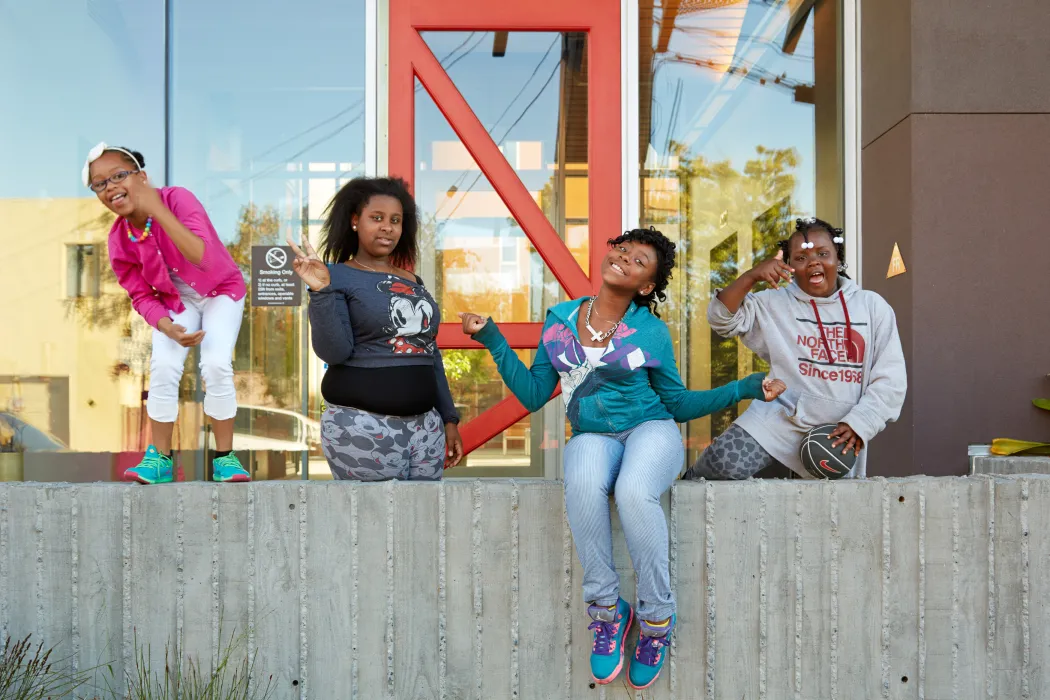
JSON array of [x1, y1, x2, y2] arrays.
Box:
[[563, 419, 684, 621]]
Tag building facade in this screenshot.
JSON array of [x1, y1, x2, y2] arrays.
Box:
[[4, 0, 1038, 480]]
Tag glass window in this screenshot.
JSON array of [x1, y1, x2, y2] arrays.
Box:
[[66, 244, 102, 299], [170, 0, 366, 480], [0, 2, 164, 480], [639, 0, 843, 466]]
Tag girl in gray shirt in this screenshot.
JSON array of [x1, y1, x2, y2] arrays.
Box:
[[685, 217, 906, 480], [288, 177, 462, 480]]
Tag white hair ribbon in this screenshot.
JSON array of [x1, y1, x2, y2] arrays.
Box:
[[82, 142, 141, 187]]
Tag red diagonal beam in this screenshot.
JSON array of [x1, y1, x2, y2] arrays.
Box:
[[437, 322, 542, 349], [457, 388, 562, 455], [410, 30, 592, 300]]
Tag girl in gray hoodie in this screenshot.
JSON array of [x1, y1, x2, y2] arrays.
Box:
[[684, 218, 907, 480]]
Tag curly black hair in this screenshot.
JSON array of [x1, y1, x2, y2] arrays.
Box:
[[777, 217, 850, 279], [607, 226, 677, 317], [320, 176, 418, 268]]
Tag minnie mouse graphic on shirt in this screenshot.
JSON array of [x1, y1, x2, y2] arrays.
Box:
[[377, 278, 437, 355]]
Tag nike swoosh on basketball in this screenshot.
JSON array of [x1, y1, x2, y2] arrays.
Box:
[[819, 459, 842, 474]]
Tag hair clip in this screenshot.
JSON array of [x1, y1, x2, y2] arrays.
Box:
[[832, 236, 844, 244], [801, 242, 815, 249]]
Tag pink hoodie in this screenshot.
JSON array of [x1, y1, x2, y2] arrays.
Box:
[[107, 187, 246, 328]]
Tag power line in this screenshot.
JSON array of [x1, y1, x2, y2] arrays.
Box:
[[438, 53, 562, 221], [197, 34, 493, 204], [432, 35, 561, 216]]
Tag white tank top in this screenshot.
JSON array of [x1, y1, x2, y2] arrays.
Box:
[[582, 345, 607, 366]]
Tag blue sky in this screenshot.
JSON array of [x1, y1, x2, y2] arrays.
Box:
[[0, 0, 825, 241]]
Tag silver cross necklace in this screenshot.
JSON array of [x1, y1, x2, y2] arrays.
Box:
[[585, 298, 624, 343]]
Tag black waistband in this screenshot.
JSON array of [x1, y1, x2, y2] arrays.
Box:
[[321, 364, 437, 417]]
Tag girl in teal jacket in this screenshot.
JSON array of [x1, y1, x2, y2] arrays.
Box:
[[461, 227, 785, 689]]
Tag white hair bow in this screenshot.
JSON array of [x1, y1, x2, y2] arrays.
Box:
[[801, 241, 815, 249], [82, 142, 141, 187]]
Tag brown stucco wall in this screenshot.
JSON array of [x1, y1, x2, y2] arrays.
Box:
[[861, 0, 1050, 475]]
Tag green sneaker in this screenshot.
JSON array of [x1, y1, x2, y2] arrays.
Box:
[[123, 445, 174, 484], [588, 598, 633, 684], [212, 453, 251, 483], [628, 614, 675, 690]]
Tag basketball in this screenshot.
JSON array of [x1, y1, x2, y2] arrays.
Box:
[[799, 424, 857, 479]]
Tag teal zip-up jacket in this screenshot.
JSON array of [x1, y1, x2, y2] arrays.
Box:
[[474, 298, 767, 435]]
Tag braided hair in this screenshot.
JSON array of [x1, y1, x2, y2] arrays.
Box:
[[607, 226, 677, 317], [777, 217, 849, 279]]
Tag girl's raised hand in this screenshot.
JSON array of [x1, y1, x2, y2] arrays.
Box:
[[287, 235, 330, 291], [459, 312, 488, 336], [748, 249, 794, 288]]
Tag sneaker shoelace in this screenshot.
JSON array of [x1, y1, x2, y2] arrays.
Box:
[[635, 634, 668, 666], [214, 455, 242, 471], [588, 619, 620, 654], [138, 453, 167, 471]]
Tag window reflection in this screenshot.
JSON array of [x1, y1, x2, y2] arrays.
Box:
[[0, 2, 164, 481], [170, 0, 367, 480], [416, 32, 590, 476], [0, 1, 365, 481], [639, 0, 842, 465]]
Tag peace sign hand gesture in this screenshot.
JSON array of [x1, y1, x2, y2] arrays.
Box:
[[287, 235, 330, 291]]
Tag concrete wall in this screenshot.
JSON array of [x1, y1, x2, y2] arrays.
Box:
[[860, 0, 1050, 476], [973, 455, 1050, 476], [0, 477, 1044, 699]]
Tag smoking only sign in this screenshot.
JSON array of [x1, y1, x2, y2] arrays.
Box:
[[251, 245, 302, 307]]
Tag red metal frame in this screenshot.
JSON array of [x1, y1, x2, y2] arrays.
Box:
[[389, 0, 622, 454]]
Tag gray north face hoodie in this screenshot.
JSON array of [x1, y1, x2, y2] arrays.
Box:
[[707, 278, 907, 478]]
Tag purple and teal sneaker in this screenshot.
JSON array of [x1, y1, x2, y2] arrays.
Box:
[[213, 453, 251, 483], [587, 598, 633, 684], [628, 614, 675, 689], [123, 445, 174, 485]]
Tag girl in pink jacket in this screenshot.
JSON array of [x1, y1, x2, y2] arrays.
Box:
[[84, 143, 250, 484]]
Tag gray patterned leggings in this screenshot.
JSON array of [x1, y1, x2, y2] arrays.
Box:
[[320, 404, 446, 481], [683, 424, 781, 481]]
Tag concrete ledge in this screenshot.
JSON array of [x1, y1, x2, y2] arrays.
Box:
[[0, 477, 1044, 699], [973, 454, 1050, 475]]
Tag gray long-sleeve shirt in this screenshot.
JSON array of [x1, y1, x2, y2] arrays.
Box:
[[308, 263, 459, 424]]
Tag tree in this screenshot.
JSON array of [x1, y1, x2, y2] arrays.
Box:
[[643, 144, 801, 442], [228, 203, 281, 272], [228, 203, 299, 408]]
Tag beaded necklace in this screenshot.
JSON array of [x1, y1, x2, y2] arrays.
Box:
[[125, 217, 153, 243]]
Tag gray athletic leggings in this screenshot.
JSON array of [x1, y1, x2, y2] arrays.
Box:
[[683, 424, 782, 481], [321, 404, 446, 481]]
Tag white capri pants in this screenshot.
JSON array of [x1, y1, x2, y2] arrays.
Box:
[[146, 284, 244, 423]]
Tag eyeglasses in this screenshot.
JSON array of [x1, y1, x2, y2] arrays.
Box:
[[88, 169, 140, 193]]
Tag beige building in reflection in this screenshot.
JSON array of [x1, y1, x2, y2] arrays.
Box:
[[0, 197, 149, 454]]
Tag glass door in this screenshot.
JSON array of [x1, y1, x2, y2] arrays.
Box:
[[389, 0, 623, 477]]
